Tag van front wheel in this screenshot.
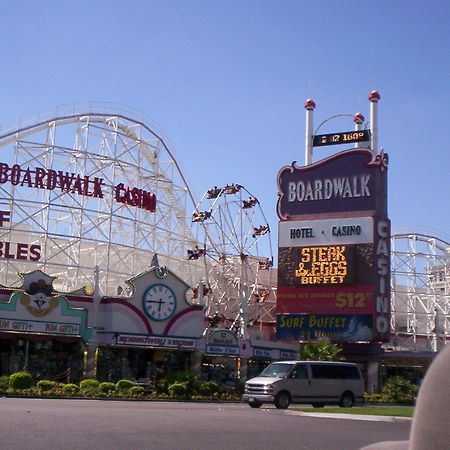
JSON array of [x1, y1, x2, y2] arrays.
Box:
[[275, 392, 290, 409], [339, 392, 354, 408]]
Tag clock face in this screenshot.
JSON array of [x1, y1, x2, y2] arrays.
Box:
[[143, 284, 177, 321]]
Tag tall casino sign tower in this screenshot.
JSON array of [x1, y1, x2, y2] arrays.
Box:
[[276, 91, 390, 343]]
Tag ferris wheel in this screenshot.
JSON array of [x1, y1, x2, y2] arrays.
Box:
[[190, 183, 275, 337]]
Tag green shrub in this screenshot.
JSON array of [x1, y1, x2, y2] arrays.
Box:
[[155, 392, 169, 399], [155, 378, 168, 395], [22, 387, 38, 396], [198, 381, 220, 396], [0, 375, 10, 393], [364, 392, 380, 403], [299, 338, 344, 361], [233, 382, 245, 395], [130, 386, 145, 398], [80, 379, 99, 396], [37, 380, 57, 392], [116, 379, 135, 392], [168, 382, 187, 399], [81, 386, 99, 397], [99, 382, 116, 394], [80, 379, 99, 390], [364, 392, 391, 403], [219, 391, 239, 401], [382, 376, 418, 404], [62, 383, 80, 395], [166, 370, 197, 385], [9, 371, 33, 390], [166, 371, 199, 397]]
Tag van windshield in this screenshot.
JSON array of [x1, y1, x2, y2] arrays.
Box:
[[259, 363, 293, 378]]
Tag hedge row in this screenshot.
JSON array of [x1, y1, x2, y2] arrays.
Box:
[[0, 372, 145, 398], [0, 371, 242, 401]]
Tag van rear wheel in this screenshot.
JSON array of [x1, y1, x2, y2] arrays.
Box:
[[275, 392, 290, 409], [339, 392, 354, 408], [248, 400, 262, 408]]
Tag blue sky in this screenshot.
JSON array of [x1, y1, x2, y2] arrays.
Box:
[[1, 0, 449, 254]]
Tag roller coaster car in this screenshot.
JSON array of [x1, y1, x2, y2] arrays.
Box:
[[192, 210, 211, 222], [187, 247, 206, 260]]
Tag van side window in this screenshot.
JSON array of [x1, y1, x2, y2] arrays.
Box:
[[337, 365, 360, 379], [311, 364, 360, 379], [311, 364, 335, 379], [291, 364, 308, 379]]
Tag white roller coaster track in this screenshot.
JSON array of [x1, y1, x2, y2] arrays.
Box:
[[391, 233, 450, 351], [0, 105, 204, 296]]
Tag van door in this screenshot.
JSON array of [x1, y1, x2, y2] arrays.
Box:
[[309, 363, 340, 403], [283, 363, 310, 403]]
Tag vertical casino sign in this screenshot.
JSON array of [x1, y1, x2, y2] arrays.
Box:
[[276, 146, 390, 342]]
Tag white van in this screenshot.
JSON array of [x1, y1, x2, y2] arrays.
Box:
[[242, 360, 364, 409]]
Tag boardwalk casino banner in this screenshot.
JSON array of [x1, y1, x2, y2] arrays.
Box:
[[276, 149, 390, 342]]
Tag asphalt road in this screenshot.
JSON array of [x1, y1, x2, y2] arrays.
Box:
[[0, 398, 411, 450]]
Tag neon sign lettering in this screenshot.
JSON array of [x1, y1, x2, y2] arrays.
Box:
[[0, 162, 157, 213], [295, 246, 348, 284], [375, 219, 390, 333]]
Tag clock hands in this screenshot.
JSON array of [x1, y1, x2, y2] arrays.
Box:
[[144, 284, 176, 320], [146, 297, 174, 314], [146, 298, 165, 313]]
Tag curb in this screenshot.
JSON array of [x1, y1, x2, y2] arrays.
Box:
[[286, 411, 412, 422], [1, 395, 241, 403]]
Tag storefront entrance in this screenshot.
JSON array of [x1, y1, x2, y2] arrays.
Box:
[[201, 355, 238, 387], [381, 356, 432, 387], [96, 346, 192, 383], [0, 335, 83, 382]]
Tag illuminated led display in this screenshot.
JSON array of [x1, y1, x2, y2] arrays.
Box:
[[295, 245, 348, 284], [288, 245, 356, 286], [277, 244, 374, 289], [313, 130, 370, 147]]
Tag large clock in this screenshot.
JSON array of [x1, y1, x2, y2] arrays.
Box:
[[143, 283, 177, 321]]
